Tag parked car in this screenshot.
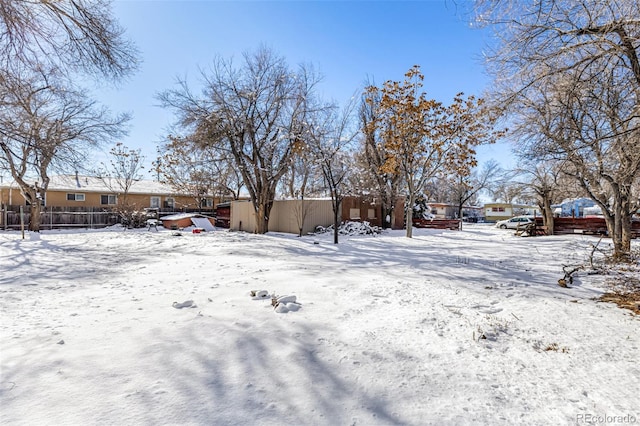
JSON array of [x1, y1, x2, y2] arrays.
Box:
[[495, 215, 535, 229]]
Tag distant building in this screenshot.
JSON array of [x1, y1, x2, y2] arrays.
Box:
[[556, 198, 597, 218], [0, 174, 219, 212], [427, 203, 483, 221], [483, 203, 540, 222]]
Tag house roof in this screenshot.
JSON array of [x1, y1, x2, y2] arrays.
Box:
[[1, 175, 179, 195], [50, 175, 175, 195], [483, 202, 536, 208]]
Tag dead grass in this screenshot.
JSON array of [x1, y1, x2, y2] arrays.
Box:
[[599, 291, 640, 315], [593, 247, 640, 315]]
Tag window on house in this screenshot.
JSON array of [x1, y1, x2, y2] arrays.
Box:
[[66, 193, 85, 201], [101, 194, 117, 205], [164, 197, 175, 208], [349, 208, 360, 220], [491, 207, 505, 212], [367, 209, 376, 219], [204, 198, 214, 208], [150, 196, 160, 208]]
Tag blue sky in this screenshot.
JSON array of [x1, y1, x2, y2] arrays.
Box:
[[95, 0, 515, 175]]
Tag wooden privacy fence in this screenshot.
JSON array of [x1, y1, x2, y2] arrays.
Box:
[[413, 218, 462, 230], [552, 217, 640, 237], [0, 205, 219, 230], [1, 206, 119, 230], [514, 217, 640, 238]]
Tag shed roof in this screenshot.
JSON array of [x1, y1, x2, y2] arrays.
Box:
[[160, 213, 213, 221]]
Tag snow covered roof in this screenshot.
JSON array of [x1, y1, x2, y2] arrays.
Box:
[[1, 175, 180, 195], [51, 175, 175, 195], [160, 213, 213, 221]]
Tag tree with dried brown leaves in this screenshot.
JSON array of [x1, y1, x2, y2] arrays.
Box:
[[359, 84, 403, 229], [366, 66, 504, 238]]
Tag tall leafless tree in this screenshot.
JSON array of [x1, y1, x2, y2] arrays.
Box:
[[0, 0, 138, 80], [516, 160, 564, 235], [448, 159, 502, 219], [0, 68, 128, 231], [156, 134, 240, 212], [0, 0, 137, 231], [475, 0, 640, 258], [306, 97, 358, 244], [98, 142, 146, 226], [158, 47, 321, 234]]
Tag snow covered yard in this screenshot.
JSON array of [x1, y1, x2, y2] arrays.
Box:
[[1, 225, 638, 425]]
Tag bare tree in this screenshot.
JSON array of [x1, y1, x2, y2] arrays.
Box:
[[0, 68, 129, 231], [98, 142, 145, 227], [281, 140, 317, 199], [307, 98, 358, 244], [0, 0, 136, 231], [156, 134, 234, 212], [521, 74, 639, 255], [514, 160, 563, 234], [448, 159, 502, 219], [280, 141, 325, 237], [0, 0, 138, 80], [159, 47, 320, 234], [475, 0, 640, 258], [291, 198, 317, 238], [490, 172, 530, 204]]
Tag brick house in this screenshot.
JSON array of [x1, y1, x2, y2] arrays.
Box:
[[0, 174, 218, 212]]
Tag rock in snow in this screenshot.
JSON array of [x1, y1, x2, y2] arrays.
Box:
[[172, 300, 196, 309], [276, 295, 297, 304], [250, 290, 270, 299]]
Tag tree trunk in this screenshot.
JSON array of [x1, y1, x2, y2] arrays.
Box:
[[405, 192, 414, 238], [540, 195, 554, 236], [255, 204, 267, 234], [254, 195, 273, 234], [620, 212, 632, 255], [333, 206, 340, 244], [29, 202, 42, 232], [382, 205, 394, 229], [330, 190, 342, 244], [618, 189, 633, 256], [297, 197, 305, 237], [21, 186, 43, 232], [608, 192, 633, 260], [602, 211, 628, 261]]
